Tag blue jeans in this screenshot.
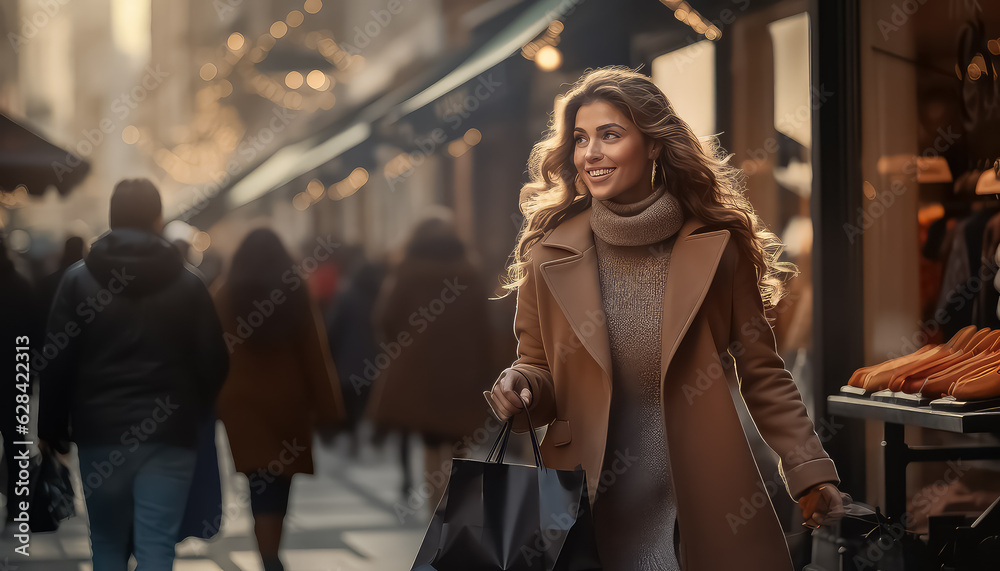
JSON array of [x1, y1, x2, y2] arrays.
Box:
[[77, 443, 196, 571]]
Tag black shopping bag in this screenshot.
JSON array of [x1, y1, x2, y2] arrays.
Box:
[[411, 402, 602, 571], [28, 448, 75, 532]]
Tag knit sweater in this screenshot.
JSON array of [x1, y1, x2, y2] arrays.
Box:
[[589, 183, 684, 571]]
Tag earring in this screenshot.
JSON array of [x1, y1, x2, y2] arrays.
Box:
[[650, 160, 658, 189]]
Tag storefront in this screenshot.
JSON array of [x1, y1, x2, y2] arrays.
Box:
[[828, 0, 1000, 567], [630, 0, 1000, 566]]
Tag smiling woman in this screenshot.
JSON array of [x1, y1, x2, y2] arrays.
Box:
[[573, 100, 661, 204], [485, 66, 846, 571]]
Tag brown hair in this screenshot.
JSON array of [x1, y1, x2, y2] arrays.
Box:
[[503, 66, 796, 309]]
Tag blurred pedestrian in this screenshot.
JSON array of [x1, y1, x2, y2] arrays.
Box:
[[213, 229, 345, 571], [36, 236, 84, 317], [325, 257, 387, 457], [38, 178, 229, 571], [485, 67, 843, 571], [367, 214, 492, 510], [0, 233, 39, 528]]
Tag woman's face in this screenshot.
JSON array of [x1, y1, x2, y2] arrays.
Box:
[[573, 100, 657, 204]]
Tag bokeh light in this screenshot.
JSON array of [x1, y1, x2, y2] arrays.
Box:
[[285, 71, 304, 89], [286, 10, 304, 27], [227, 32, 245, 51], [199, 62, 217, 81], [122, 125, 140, 144], [535, 45, 562, 71]]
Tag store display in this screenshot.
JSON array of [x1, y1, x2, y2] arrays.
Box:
[[845, 325, 977, 391], [842, 324, 1000, 408]]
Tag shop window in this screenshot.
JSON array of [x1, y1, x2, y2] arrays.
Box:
[[651, 40, 716, 138]]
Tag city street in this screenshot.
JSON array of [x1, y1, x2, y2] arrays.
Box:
[[2, 426, 431, 571]]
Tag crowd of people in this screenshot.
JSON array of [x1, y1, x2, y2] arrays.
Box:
[[0, 178, 494, 571]]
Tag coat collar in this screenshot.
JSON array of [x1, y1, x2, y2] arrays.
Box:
[[538, 206, 731, 385]]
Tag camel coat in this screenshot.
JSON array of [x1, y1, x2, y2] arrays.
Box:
[[214, 286, 345, 476], [490, 208, 839, 571], [367, 256, 493, 441]]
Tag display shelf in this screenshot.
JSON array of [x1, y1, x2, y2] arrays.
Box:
[[826, 395, 1000, 520], [827, 395, 1000, 433]]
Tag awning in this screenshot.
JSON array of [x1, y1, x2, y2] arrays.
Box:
[[0, 113, 91, 196], [387, 0, 569, 123], [226, 122, 371, 209]]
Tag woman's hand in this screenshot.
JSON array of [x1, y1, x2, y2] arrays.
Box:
[[485, 369, 533, 421], [799, 483, 846, 529]]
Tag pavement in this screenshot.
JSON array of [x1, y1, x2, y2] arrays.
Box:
[[0, 423, 440, 571]]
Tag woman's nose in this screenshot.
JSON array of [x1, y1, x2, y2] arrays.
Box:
[[585, 141, 603, 161]]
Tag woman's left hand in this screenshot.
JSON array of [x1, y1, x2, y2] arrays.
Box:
[[799, 483, 846, 529]]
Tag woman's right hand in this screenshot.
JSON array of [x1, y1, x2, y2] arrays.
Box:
[[485, 369, 533, 421]]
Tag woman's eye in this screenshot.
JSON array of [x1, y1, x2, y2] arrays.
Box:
[[574, 136, 586, 145], [604, 132, 620, 140]]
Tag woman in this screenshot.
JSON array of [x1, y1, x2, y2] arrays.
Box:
[[214, 229, 344, 571], [485, 67, 844, 571], [367, 213, 492, 511]]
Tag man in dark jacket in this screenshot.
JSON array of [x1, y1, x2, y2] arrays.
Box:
[[38, 178, 228, 571], [0, 234, 39, 527]]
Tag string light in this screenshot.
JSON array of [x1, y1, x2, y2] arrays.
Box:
[[140, 1, 361, 185], [463, 128, 482, 146], [307, 179, 325, 199], [199, 63, 218, 81], [122, 125, 140, 144], [522, 20, 565, 69], [227, 32, 245, 51], [269, 21, 288, 38], [325, 168, 368, 201], [286, 10, 304, 27], [535, 45, 562, 71], [661, 0, 721, 41], [285, 71, 304, 89], [292, 192, 312, 211], [306, 70, 328, 89]]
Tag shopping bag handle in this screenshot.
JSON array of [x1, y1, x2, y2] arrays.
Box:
[[485, 389, 544, 469]]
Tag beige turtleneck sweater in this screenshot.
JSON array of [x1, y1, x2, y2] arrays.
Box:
[[589, 183, 684, 571]]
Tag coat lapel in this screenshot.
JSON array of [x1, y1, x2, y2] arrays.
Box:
[[538, 209, 613, 384], [660, 221, 731, 380], [537, 207, 731, 387]]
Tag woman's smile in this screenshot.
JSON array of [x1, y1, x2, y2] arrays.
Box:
[[586, 166, 616, 181]]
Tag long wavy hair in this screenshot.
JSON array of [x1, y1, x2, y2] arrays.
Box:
[[503, 66, 796, 310]]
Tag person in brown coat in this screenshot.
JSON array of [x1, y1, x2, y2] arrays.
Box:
[[367, 214, 492, 513], [214, 229, 344, 571], [485, 67, 845, 570]]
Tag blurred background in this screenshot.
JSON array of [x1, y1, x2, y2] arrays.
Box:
[[3, 0, 1000, 569]]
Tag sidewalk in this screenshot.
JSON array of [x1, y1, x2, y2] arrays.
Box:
[[1, 425, 431, 570]]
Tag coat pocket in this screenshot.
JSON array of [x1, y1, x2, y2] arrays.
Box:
[[547, 419, 572, 446]]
